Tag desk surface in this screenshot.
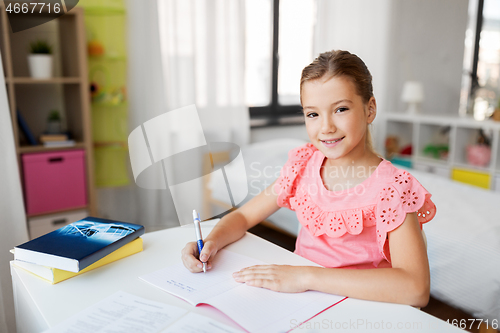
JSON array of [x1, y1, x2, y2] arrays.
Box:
[[11, 220, 462, 333]]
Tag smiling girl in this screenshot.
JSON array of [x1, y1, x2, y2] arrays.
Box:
[[181, 50, 436, 307]]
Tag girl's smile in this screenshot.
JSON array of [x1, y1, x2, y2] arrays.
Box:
[[301, 75, 376, 165], [320, 137, 345, 147]]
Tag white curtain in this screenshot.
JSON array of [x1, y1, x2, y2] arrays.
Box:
[[157, 0, 249, 145], [0, 54, 30, 332], [96, 0, 177, 231], [98, 0, 248, 230]]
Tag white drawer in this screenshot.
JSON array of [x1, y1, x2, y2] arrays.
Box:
[[432, 165, 450, 178], [413, 163, 432, 173], [28, 210, 88, 239], [495, 175, 500, 193], [413, 162, 450, 178]]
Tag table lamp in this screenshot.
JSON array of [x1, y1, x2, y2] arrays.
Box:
[[401, 81, 424, 114]]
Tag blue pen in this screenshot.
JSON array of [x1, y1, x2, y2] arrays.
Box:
[[193, 209, 206, 273]]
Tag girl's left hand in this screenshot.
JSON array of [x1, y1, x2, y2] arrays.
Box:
[[233, 265, 309, 293]]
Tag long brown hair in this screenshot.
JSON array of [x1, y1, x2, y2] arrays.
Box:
[[300, 50, 376, 153]]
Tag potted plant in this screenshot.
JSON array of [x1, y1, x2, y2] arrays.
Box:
[[46, 109, 62, 134], [28, 40, 53, 79]]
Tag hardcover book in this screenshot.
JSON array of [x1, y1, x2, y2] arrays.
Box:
[[14, 217, 144, 272], [12, 237, 143, 284], [16, 109, 37, 145]]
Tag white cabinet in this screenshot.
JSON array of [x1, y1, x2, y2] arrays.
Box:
[[495, 174, 500, 193], [382, 113, 500, 190], [28, 209, 88, 239]]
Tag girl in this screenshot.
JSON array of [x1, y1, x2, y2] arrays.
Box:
[[181, 50, 436, 308]]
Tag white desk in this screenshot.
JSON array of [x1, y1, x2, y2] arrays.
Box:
[[11, 220, 462, 333]]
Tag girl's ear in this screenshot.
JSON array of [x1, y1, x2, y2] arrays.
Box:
[[366, 97, 377, 124]]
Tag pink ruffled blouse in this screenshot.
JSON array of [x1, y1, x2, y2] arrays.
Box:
[[274, 143, 436, 269]]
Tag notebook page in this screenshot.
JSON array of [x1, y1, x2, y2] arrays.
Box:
[[140, 249, 263, 305], [141, 249, 346, 332], [207, 283, 345, 332], [44, 291, 188, 333], [161, 312, 243, 333]]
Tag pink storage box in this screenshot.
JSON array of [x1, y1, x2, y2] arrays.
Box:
[[22, 149, 87, 215]]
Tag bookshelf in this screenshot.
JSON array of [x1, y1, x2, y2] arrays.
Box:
[[0, 5, 96, 238], [383, 112, 500, 191]]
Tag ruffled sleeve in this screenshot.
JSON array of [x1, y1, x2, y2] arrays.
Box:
[[376, 169, 436, 262], [274, 143, 317, 209]]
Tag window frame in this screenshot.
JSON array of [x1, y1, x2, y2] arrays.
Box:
[[468, 0, 485, 101], [249, 0, 305, 127]]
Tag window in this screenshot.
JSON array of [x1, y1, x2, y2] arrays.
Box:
[[460, 0, 500, 120], [245, 0, 316, 126]]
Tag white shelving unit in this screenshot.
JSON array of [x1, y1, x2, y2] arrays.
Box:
[[382, 113, 500, 191]]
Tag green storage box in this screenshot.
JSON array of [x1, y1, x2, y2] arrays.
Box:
[[94, 145, 130, 187]]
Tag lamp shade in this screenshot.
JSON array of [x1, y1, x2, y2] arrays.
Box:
[[401, 81, 424, 103]]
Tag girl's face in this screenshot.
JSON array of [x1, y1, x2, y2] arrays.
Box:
[[301, 75, 376, 163]]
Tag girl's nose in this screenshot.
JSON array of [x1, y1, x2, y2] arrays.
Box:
[[321, 116, 336, 134]]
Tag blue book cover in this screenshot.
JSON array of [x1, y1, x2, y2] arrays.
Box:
[[14, 217, 145, 272]]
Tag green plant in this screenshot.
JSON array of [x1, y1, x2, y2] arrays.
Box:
[[47, 110, 61, 121], [29, 40, 52, 54]]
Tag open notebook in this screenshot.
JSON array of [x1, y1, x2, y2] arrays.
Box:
[[140, 249, 346, 332]]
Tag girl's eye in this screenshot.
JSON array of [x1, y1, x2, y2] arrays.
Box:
[[336, 107, 348, 113], [306, 112, 318, 118]]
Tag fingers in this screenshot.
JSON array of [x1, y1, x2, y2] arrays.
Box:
[[232, 265, 307, 293], [233, 265, 276, 279], [181, 241, 217, 273], [199, 240, 217, 263], [181, 242, 201, 273], [233, 265, 280, 289]]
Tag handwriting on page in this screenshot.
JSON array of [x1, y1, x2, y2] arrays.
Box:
[[140, 249, 264, 305], [164, 279, 196, 293]]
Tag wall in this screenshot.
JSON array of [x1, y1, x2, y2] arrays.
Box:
[[314, 0, 392, 118], [384, 0, 469, 115], [250, 124, 309, 143]]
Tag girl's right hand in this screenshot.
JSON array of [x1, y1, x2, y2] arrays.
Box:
[[181, 240, 218, 273]]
